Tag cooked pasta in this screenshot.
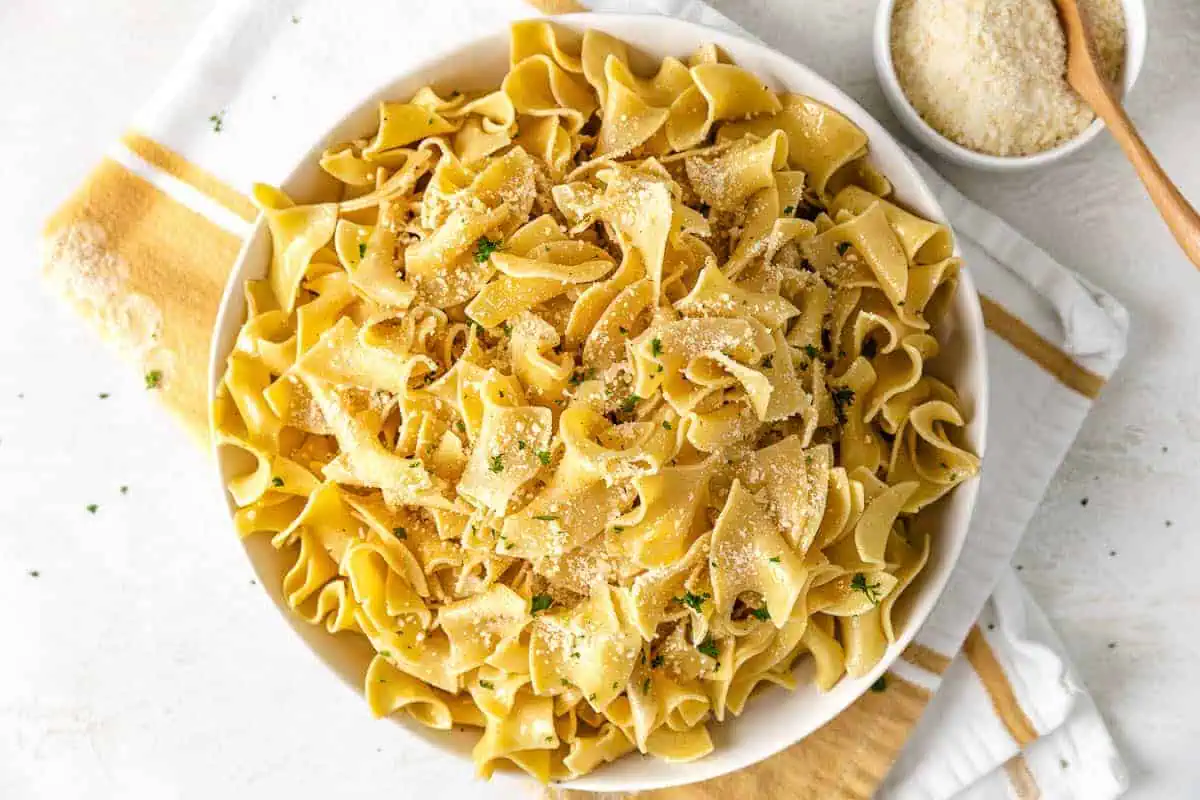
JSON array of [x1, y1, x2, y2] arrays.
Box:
[[215, 21, 979, 782]]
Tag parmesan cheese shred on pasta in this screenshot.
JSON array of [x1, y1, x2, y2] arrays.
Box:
[[216, 21, 979, 782]]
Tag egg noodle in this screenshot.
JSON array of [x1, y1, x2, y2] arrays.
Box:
[[215, 21, 980, 782]]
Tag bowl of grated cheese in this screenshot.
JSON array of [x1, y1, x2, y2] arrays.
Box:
[[874, 0, 1147, 170]]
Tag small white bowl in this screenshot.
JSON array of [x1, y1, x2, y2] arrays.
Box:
[[874, 0, 1148, 171], [209, 12, 989, 792]]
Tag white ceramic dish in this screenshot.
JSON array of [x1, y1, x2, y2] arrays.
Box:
[[874, 0, 1148, 171], [208, 13, 989, 792]]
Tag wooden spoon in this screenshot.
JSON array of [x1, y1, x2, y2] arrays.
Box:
[[1055, 0, 1200, 268]]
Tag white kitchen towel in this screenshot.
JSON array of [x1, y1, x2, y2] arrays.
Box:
[[41, 0, 1130, 797]]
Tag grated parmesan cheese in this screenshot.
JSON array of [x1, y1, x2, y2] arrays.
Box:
[[891, 0, 1126, 156]]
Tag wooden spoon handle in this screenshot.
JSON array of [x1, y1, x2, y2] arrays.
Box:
[[1084, 85, 1200, 268]]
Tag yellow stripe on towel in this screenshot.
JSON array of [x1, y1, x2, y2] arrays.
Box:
[[121, 132, 259, 224], [42, 158, 241, 441], [980, 295, 1105, 399], [902, 642, 952, 675], [964, 626, 1038, 746], [1004, 754, 1043, 800]]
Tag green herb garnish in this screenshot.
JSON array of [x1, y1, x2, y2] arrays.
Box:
[[642, 678, 651, 694], [569, 367, 596, 385], [836, 241, 852, 256], [850, 572, 883, 604], [530, 594, 553, 614], [392, 526, 407, 539], [533, 514, 558, 522], [750, 606, 770, 621], [489, 454, 504, 473], [271, 476, 284, 488], [768, 556, 781, 564], [803, 344, 820, 359], [650, 337, 663, 357], [783, 205, 795, 215], [697, 636, 719, 659], [619, 394, 640, 414], [650, 654, 664, 669], [120, 485, 129, 495], [357, 242, 367, 259], [208, 111, 224, 133], [473, 236, 502, 263], [86, 504, 99, 514], [662, 420, 672, 430], [144, 370, 162, 389], [478, 679, 494, 689], [98, 393, 110, 399], [674, 591, 710, 613], [831, 386, 856, 424], [535, 449, 552, 466]]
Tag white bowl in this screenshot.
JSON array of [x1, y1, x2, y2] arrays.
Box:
[[208, 12, 989, 792], [874, 0, 1148, 171]]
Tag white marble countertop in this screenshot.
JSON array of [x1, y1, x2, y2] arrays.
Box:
[[2, 1, 1198, 798]]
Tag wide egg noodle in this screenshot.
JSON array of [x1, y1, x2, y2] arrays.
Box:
[[216, 22, 980, 782]]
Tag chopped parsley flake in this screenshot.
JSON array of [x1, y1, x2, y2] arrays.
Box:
[[86, 504, 99, 514], [783, 205, 795, 215], [561, 678, 571, 687], [836, 241, 852, 256], [850, 572, 883, 604], [530, 594, 553, 614], [120, 485, 129, 495], [650, 337, 663, 357], [831, 386, 856, 424], [517, 440, 526, 450], [473, 236, 501, 263], [569, 367, 597, 385], [662, 420, 672, 430], [358, 242, 367, 259], [674, 591, 710, 613], [144, 370, 162, 389], [803, 344, 820, 359], [870, 676, 888, 692], [750, 606, 771, 621], [208, 111, 224, 132], [650, 654, 665, 669], [768, 556, 781, 564], [501, 322, 512, 337], [533, 514, 558, 522], [98, 393, 110, 399], [619, 394, 640, 414], [478, 679, 494, 689], [642, 678, 651, 694], [535, 449, 552, 466], [456, 420, 466, 433], [392, 526, 407, 539], [697, 636, 720, 659], [489, 454, 504, 473]]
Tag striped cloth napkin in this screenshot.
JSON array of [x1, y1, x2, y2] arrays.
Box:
[[40, 0, 1131, 797]]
